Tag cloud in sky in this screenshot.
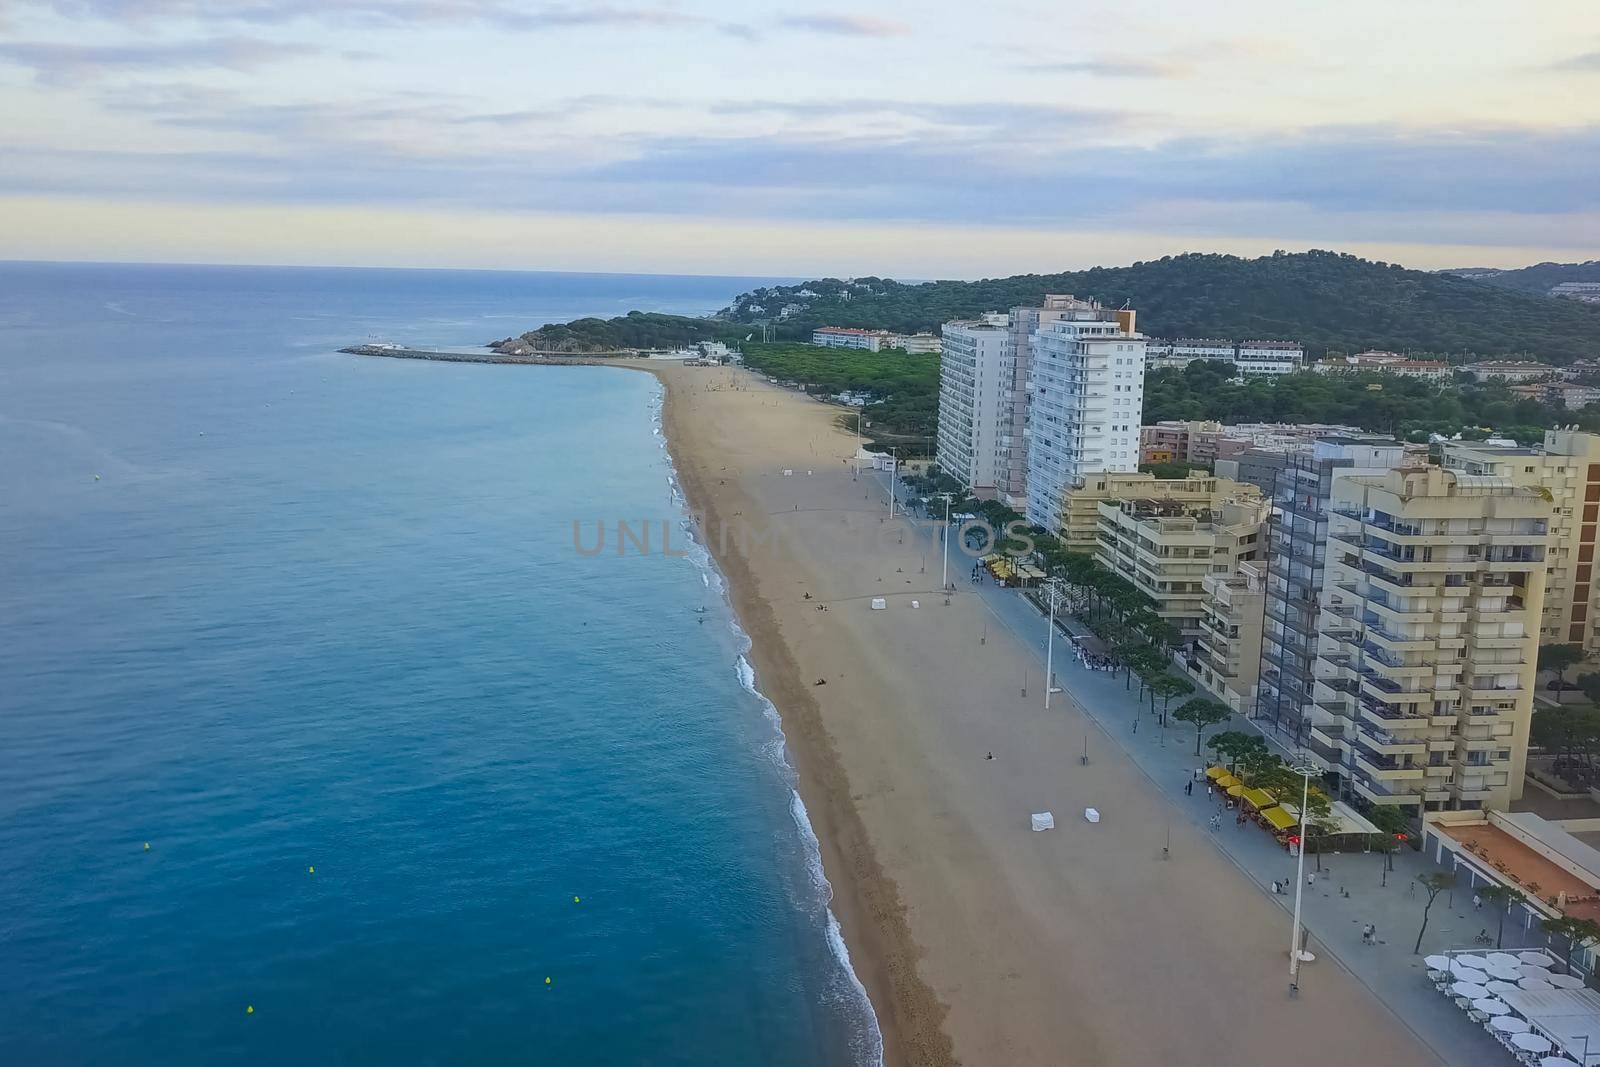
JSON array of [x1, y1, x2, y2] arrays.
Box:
[[1550, 51, 1600, 72], [777, 14, 909, 38], [2, 0, 1599, 270], [0, 37, 320, 83], [1023, 57, 1185, 78]]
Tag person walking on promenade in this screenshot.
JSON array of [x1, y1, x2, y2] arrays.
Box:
[[1185, 780, 1193, 796]]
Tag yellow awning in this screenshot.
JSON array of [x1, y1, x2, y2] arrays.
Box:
[[1206, 766, 1228, 781], [1241, 788, 1276, 810], [1226, 783, 1245, 797], [1214, 773, 1239, 789], [1262, 807, 1297, 832]]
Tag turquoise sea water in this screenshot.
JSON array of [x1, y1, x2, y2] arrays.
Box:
[[0, 263, 879, 1065]]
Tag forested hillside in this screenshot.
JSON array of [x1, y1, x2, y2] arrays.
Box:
[[725, 250, 1600, 362], [1441, 261, 1600, 297]]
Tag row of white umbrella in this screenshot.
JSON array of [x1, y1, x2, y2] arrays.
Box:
[[1427, 952, 1580, 1064]]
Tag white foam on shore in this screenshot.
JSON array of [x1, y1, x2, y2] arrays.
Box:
[[651, 378, 884, 1067]]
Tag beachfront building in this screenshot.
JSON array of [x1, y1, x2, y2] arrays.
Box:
[[935, 314, 1011, 494], [1189, 559, 1267, 714], [1442, 430, 1600, 649], [811, 326, 893, 351], [1313, 352, 1453, 383], [1256, 436, 1409, 749], [1055, 472, 1262, 554], [1304, 466, 1551, 813], [1025, 299, 1146, 534], [1002, 296, 1086, 507], [1092, 495, 1268, 641], [1233, 341, 1305, 376]]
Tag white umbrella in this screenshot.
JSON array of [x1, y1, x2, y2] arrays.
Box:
[[1452, 981, 1489, 998], [1424, 954, 1452, 970], [1522, 975, 1556, 991], [1548, 972, 1586, 990], [1491, 1015, 1531, 1033], [1487, 952, 1521, 968], [1451, 959, 1489, 979], [1541, 1057, 1578, 1067], [1522, 964, 1555, 980], [1457, 953, 1490, 968], [1487, 965, 1523, 982], [1521, 951, 1555, 967], [1473, 997, 1511, 1015], [1512, 1033, 1554, 1054], [1488, 980, 1522, 996]]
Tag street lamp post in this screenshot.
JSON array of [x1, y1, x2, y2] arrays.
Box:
[[1288, 755, 1319, 993], [1044, 578, 1063, 710], [941, 495, 952, 590]]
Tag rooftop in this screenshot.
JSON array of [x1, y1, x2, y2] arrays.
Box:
[[1435, 818, 1600, 923]]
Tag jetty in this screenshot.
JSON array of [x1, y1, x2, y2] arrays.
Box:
[[339, 343, 690, 365]]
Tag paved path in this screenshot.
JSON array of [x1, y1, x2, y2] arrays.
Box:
[[869, 471, 1525, 1064]]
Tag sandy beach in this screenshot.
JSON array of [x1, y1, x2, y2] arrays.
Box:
[[638, 361, 1441, 1067]]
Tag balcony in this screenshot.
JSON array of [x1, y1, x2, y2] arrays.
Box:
[[1358, 699, 1431, 729], [1355, 721, 1427, 755], [1352, 773, 1422, 806], [1356, 752, 1426, 781]]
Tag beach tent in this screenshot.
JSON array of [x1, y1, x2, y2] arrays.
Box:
[[1214, 773, 1240, 790], [1031, 812, 1055, 832], [1206, 766, 1229, 782], [1225, 784, 1245, 798]]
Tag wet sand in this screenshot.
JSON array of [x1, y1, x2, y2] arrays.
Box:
[[638, 362, 1439, 1067]]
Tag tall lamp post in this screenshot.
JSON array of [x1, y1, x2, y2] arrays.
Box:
[[941, 494, 952, 590], [1044, 578, 1064, 710], [1288, 754, 1319, 993]]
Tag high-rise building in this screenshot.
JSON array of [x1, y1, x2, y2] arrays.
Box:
[[1024, 299, 1145, 534], [1305, 466, 1551, 813], [1441, 429, 1600, 650], [1002, 296, 1081, 507], [935, 313, 1010, 494], [1256, 436, 1408, 748]]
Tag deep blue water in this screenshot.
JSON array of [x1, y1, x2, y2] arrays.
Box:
[[0, 263, 878, 1065]]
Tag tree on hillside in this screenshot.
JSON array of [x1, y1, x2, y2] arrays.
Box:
[[1174, 698, 1230, 755], [1540, 643, 1585, 695], [1413, 873, 1457, 954]]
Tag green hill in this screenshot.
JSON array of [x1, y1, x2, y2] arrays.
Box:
[[725, 250, 1600, 363], [1440, 260, 1600, 298]]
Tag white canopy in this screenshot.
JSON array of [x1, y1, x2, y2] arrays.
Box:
[[1542, 1057, 1579, 1067], [1457, 954, 1490, 968], [1424, 954, 1451, 970], [1498, 985, 1600, 1066], [1550, 974, 1587, 990], [1489, 981, 1523, 996], [1487, 952, 1522, 968], [1492, 1015, 1532, 1033], [1452, 981, 1489, 998], [1514, 1034, 1555, 1054], [1522, 951, 1557, 968], [1474, 998, 1511, 1015]]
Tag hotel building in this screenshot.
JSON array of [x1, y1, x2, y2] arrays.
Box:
[[1305, 466, 1550, 813], [1190, 559, 1267, 715], [1024, 299, 1146, 534], [935, 313, 1010, 494]]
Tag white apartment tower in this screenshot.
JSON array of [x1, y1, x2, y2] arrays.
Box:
[[935, 313, 1010, 493], [1024, 299, 1146, 534], [1001, 296, 1080, 507]]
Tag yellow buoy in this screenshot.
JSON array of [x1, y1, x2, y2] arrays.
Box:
[[308, 866, 315, 875], [573, 896, 580, 904], [246, 1005, 254, 1015], [544, 977, 552, 986], [144, 842, 150, 851]]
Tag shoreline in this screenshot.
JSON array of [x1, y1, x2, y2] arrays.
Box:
[[645, 362, 948, 1067]]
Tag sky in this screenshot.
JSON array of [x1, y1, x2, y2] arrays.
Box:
[[0, 0, 1597, 277]]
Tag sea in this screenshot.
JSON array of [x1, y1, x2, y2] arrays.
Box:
[[0, 262, 882, 1066]]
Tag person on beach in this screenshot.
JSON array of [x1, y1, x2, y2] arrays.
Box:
[[1185, 780, 1193, 795]]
